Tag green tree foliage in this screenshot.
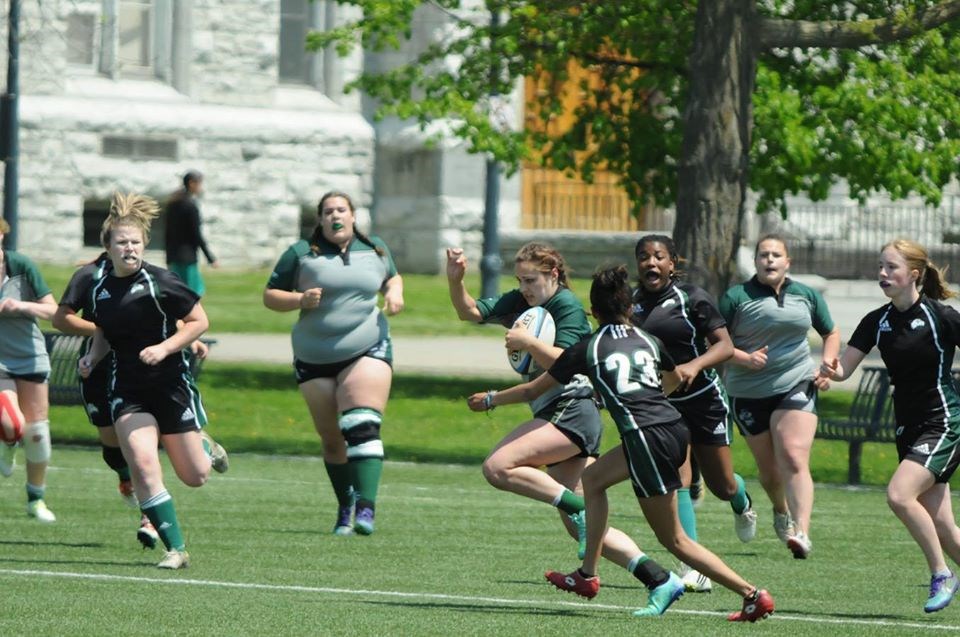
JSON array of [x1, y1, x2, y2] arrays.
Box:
[[312, 1, 960, 291]]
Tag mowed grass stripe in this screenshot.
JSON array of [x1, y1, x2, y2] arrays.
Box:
[[1, 449, 957, 636], [1, 568, 959, 633]]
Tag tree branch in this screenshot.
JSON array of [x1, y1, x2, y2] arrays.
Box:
[[758, 1, 960, 49]]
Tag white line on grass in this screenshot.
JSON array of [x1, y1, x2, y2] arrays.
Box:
[[0, 568, 956, 632]]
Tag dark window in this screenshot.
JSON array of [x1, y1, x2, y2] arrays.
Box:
[[279, 0, 312, 84], [102, 135, 178, 160], [300, 205, 317, 241]]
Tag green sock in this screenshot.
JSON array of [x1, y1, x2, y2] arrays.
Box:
[[677, 488, 698, 542], [349, 457, 383, 505], [26, 482, 44, 503], [730, 473, 750, 515], [324, 461, 354, 507], [141, 491, 185, 551], [553, 489, 585, 515]]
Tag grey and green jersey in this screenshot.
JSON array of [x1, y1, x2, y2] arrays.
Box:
[[476, 287, 595, 413], [719, 276, 834, 398], [0, 251, 52, 375], [267, 236, 398, 365]]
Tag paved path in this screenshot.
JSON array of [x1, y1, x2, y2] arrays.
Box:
[[207, 280, 902, 385]]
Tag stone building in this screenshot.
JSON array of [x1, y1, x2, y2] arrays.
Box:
[[1, 0, 375, 266]]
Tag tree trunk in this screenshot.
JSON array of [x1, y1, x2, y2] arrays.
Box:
[[673, 0, 758, 298]]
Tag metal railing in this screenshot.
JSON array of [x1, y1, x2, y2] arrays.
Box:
[[770, 200, 960, 281]]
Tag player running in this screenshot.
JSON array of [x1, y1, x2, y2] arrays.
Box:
[[719, 234, 839, 559], [264, 191, 403, 535], [822, 239, 960, 613], [78, 192, 228, 569], [471, 265, 774, 622], [0, 217, 58, 522], [631, 234, 756, 592]]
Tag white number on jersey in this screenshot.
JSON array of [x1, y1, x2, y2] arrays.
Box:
[[604, 350, 659, 394]]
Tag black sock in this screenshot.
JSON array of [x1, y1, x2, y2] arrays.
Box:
[[577, 568, 595, 579], [630, 557, 670, 590]]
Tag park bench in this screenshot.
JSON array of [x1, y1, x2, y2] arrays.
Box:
[[817, 365, 960, 484], [42, 332, 214, 407]]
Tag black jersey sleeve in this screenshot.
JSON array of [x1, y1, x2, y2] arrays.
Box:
[[686, 285, 726, 333], [59, 264, 95, 312], [648, 333, 677, 371], [548, 338, 589, 385], [935, 302, 960, 350], [157, 267, 201, 319], [847, 307, 884, 354]]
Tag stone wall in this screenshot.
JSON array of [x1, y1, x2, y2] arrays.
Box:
[[3, 1, 374, 266]]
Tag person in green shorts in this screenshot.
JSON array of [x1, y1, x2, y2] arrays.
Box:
[[165, 170, 217, 296], [0, 217, 58, 523], [264, 191, 404, 536]]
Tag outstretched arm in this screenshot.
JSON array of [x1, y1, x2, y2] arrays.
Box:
[[467, 372, 560, 411], [446, 248, 483, 323]]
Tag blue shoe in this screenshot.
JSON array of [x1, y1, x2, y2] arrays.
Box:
[[633, 572, 685, 617], [925, 572, 959, 613], [568, 511, 587, 560], [354, 504, 375, 535], [333, 506, 354, 536]]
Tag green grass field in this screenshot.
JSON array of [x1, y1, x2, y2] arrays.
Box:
[[35, 263, 588, 336], [0, 447, 956, 636]]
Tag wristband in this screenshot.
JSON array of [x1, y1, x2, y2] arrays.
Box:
[[483, 390, 497, 411]]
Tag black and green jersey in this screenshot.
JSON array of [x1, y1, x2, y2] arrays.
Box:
[[267, 236, 398, 365], [719, 276, 834, 398], [90, 262, 199, 389], [0, 251, 51, 375], [550, 323, 682, 435], [632, 281, 725, 400], [59, 252, 114, 379], [476, 287, 593, 413], [849, 296, 960, 430]]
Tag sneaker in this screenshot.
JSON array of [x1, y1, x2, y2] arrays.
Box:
[[679, 564, 712, 593], [633, 572, 685, 617], [545, 569, 600, 599], [786, 531, 812, 559], [734, 505, 758, 543], [773, 511, 795, 543], [727, 589, 775, 622], [157, 549, 190, 570], [568, 510, 587, 560], [354, 503, 375, 535], [925, 572, 960, 613], [200, 431, 229, 474], [26, 499, 56, 523], [0, 442, 16, 478], [333, 505, 354, 536], [118, 480, 139, 508], [137, 514, 159, 549]]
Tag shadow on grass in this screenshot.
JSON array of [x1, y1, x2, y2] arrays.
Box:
[[0, 557, 152, 568], [500, 578, 636, 593], [0, 539, 105, 549], [354, 599, 592, 618]]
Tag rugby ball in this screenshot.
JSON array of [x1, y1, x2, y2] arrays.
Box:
[[508, 306, 556, 374], [0, 397, 22, 444]]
